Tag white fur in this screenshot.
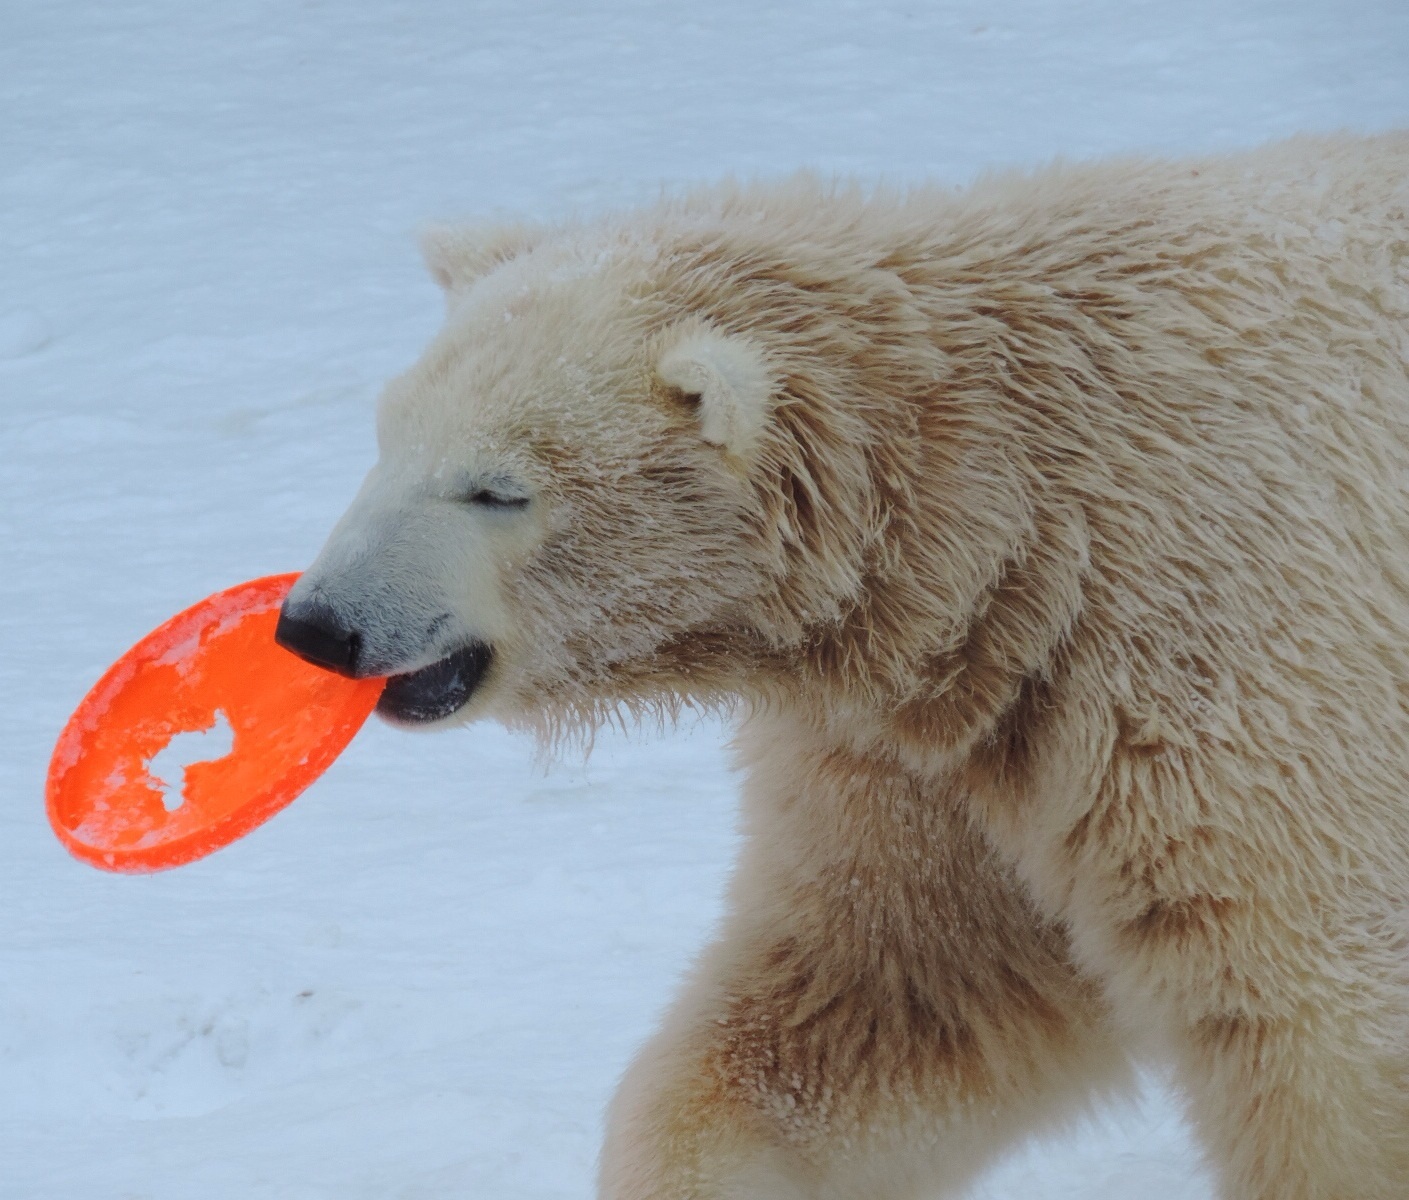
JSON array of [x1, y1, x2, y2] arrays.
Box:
[[420, 221, 544, 298]]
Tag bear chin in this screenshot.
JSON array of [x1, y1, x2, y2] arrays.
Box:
[[375, 642, 494, 726]]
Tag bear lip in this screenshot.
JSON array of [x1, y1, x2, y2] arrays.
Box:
[[375, 642, 494, 725]]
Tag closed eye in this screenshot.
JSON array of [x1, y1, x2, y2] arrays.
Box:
[[464, 488, 530, 510]]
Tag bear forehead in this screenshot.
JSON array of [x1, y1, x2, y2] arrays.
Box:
[[376, 312, 666, 461]]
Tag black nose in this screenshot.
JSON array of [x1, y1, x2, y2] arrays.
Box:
[[274, 600, 362, 678]]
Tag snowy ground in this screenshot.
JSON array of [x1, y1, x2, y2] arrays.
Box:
[[2, 2, 1406, 1197]]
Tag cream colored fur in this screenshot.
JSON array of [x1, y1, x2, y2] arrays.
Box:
[[656, 325, 776, 461], [308, 132, 1409, 1198]]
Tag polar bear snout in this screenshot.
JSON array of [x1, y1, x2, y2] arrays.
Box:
[[275, 598, 364, 678], [276, 589, 497, 725]]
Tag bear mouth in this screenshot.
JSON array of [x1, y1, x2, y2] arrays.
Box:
[[375, 642, 494, 725]]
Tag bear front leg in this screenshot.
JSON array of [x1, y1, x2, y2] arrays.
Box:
[[1098, 889, 1409, 1198], [599, 717, 1129, 1200], [1176, 1000, 1409, 1200], [1059, 743, 1409, 1199]]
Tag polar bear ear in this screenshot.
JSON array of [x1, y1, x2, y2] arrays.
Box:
[[420, 222, 543, 294], [656, 327, 776, 462]]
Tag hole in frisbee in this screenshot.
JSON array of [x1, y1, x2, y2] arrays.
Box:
[[147, 710, 236, 812]]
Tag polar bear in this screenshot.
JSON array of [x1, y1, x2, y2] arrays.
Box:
[[276, 133, 1409, 1199]]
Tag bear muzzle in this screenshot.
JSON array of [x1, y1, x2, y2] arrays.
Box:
[[276, 597, 494, 725]]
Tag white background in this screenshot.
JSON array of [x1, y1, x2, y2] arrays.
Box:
[[3, 2, 1407, 1196]]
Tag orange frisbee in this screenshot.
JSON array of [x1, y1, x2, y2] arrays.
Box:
[[46, 573, 384, 873]]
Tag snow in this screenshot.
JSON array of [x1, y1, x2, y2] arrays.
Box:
[[1, 1, 1405, 1196]]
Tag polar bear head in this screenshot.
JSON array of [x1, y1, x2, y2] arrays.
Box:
[[275, 217, 869, 733]]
